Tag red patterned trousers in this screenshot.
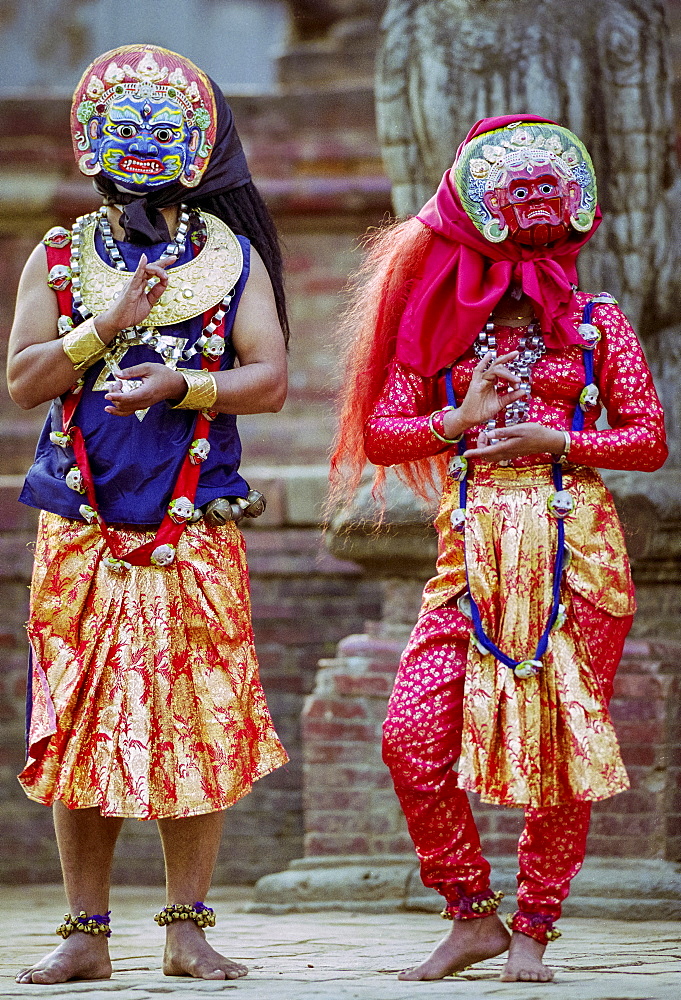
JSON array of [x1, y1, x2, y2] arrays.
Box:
[[382, 597, 632, 942]]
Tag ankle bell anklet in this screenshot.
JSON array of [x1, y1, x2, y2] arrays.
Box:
[[154, 901, 216, 928], [507, 911, 561, 943], [441, 889, 504, 920], [56, 910, 111, 938]]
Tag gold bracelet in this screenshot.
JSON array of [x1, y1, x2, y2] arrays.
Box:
[[61, 317, 108, 372], [428, 406, 462, 445], [171, 369, 218, 410]]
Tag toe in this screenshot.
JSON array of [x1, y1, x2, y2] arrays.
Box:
[[202, 968, 226, 980]]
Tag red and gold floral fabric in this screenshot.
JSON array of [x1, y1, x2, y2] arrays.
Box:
[[365, 294, 668, 472], [383, 601, 629, 924], [21, 512, 288, 819], [365, 295, 667, 808]]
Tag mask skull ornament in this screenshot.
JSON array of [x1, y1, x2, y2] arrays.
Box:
[[43, 226, 72, 249], [579, 383, 600, 412], [455, 122, 597, 247], [57, 315, 74, 336], [71, 44, 217, 192], [578, 322, 602, 348], [514, 659, 543, 680], [188, 437, 210, 465], [547, 489, 575, 519], [79, 504, 98, 524], [448, 455, 468, 482], [66, 466, 85, 493], [450, 507, 466, 532], [202, 334, 225, 360], [552, 603, 567, 630], [50, 431, 72, 448], [167, 496, 194, 524], [104, 556, 132, 572], [151, 543, 176, 567], [48, 265, 72, 291]]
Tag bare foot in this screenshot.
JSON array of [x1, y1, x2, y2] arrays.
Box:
[[163, 920, 248, 980], [15, 933, 112, 985], [500, 931, 554, 982], [398, 913, 510, 981]]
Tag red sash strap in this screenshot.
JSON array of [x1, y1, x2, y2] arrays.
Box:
[[45, 236, 225, 567]]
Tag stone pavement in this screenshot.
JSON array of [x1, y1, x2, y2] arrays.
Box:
[[0, 886, 679, 1000]]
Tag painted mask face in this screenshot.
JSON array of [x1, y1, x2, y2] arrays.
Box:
[[482, 164, 581, 247], [71, 45, 216, 191], [92, 94, 197, 191], [455, 122, 597, 246]]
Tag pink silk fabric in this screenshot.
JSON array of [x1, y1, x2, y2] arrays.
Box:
[[395, 115, 602, 377]]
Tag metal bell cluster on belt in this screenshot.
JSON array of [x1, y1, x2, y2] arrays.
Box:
[[203, 490, 267, 527]]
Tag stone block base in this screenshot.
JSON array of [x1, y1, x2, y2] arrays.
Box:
[[249, 854, 681, 920]]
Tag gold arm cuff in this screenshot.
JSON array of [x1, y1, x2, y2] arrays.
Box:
[[171, 369, 218, 410], [61, 317, 108, 372]]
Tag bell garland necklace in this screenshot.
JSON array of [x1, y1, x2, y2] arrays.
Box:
[[47, 207, 243, 569]]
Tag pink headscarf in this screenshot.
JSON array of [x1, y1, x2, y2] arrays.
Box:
[[395, 115, 601, 377]]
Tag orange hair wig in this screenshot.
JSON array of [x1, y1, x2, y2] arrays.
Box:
[[329, 217, 448, 511]]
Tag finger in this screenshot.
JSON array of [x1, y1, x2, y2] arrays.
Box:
[[495, 388, 529, 406], [117, 364, 150, 378], [490, 364, 522, 386], [489, 425, 525, 440], [463, 442, 511, 461], [473, 350, 495, 371], [128, 254, 149, 288], [144, 259, 174, 279], [147, 280, 168, 306]]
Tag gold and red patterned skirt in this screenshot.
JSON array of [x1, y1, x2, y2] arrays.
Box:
[[20, 512, 288, 819], [419, 463, 636, 808]]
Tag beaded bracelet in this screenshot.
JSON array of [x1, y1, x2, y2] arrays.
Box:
[[153, 901, 216, 928], [171, 369, 218, 411], [56, 910, 111, 938], [61, 317, 109, 372], [428, 405, 463, 445]]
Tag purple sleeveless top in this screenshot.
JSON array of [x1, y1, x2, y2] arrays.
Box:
[[19, 226, 251, 526]]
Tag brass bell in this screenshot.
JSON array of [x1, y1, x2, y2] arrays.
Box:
[[204, 498, 233, 527], [244, 489, 266, 517], [229, 502, 245, 524], [234, 490, 267, 519]]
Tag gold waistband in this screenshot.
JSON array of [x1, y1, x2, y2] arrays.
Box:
[[471, 462, 591, 489]]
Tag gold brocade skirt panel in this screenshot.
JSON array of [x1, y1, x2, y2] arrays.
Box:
[[418, 464, 634, 808], [20, 512, 288, 819]]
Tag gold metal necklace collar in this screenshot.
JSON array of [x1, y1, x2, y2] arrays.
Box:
[[78, 211, 243, 326]]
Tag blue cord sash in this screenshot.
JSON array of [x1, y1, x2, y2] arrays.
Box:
[[443, 302, 599, 674]]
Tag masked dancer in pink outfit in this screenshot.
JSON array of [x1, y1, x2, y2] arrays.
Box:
[[7, 45, 289, 985], [330, 115, 667, 983]]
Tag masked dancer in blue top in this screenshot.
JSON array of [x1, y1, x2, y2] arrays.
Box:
[[7, 44, 289, 985]]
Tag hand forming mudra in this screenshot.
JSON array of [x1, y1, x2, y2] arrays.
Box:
[[442, 350, 528, 440], [96, 252, 175, 341]]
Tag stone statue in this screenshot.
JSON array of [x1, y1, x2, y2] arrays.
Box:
[[376, 0, 681, 462]]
